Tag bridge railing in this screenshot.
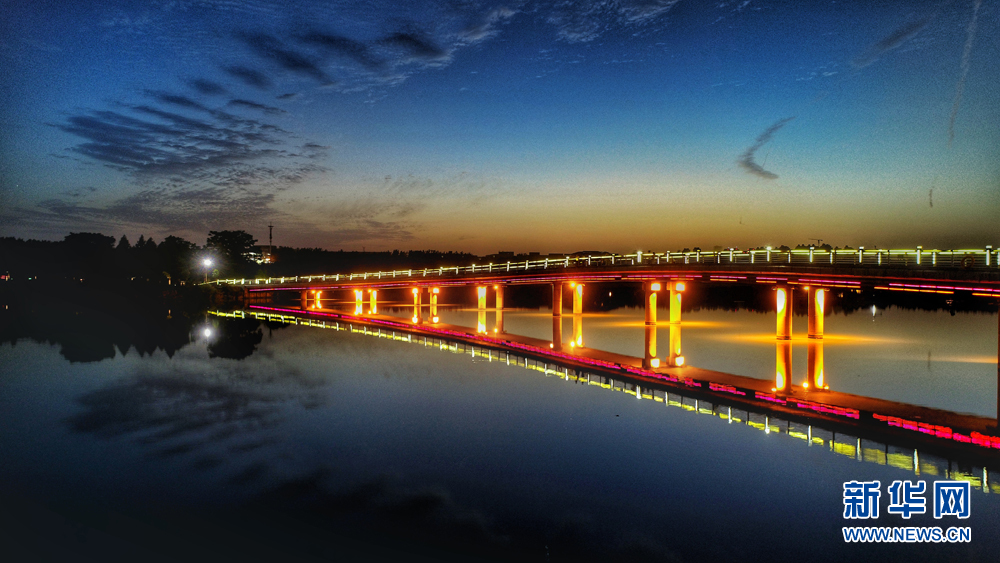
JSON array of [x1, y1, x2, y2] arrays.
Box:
[[211, 246, 998, 286]]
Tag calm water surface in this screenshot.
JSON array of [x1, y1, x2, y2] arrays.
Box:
[[1, 301, 998, 562]]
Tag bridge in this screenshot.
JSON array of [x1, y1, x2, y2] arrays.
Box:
[[214, 244, 1000, 447]]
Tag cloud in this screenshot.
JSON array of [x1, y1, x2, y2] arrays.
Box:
[[188, 78, 228, 96], [547, 0, 680, 42], [223, 65, 274, 89], [737, 116, 795, 180], [298, 31, 386, 70], [227, 99, 287, 115], [949, 0, 981, 147], [851, 15, 934, 68], [378, 31, 451, 63], [238, 32, 333, 84]]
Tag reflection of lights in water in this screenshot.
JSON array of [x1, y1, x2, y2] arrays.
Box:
[[871, 305, 877, 316]]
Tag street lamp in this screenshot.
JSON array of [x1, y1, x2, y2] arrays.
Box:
[[203, 258, 213, 282]]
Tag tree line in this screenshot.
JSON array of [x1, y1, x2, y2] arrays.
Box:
[[0, 230, 478, 285]]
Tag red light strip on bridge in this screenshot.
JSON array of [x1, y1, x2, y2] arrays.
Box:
[[709, 382, 746, 396], [796, 278, 861, 286], [875, 286, 954, 295], [709, 275, 747, 282], [872, 413, 1000, 449], [792, 400, 860, 420]]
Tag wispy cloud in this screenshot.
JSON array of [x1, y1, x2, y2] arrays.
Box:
[[737, 117, 796, 180], [547, 0, 680, 42], [851, 15, 934, 68], [949, 0, 981, 147]]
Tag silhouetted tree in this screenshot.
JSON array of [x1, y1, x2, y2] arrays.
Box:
[[206, 230, 257, 276]]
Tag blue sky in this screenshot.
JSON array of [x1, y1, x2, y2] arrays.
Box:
[[1, 0, 997, 253]]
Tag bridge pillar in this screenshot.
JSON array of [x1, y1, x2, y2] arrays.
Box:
[[669, 281, 684, 324], [430, 287, 439, 322], [411, 287, 422, 324], [776, 285, 792, 340], [300, 290, 308, 310], [644, 281, 660, 325], [495, 284, 504, 310], [775, 340, 792, 393], [643, 325, 657, 369], [572, 283, 584, 315], [668, 324, 684, 367], [313, 290, 322, 310], [354, 289, 364, 315], [807, 340, 825, 390], [552, 282, 563, 317], [477, 286, 487, 310], [552, 316, 563, 351], [808, 287, 825, 339], [369, 289, 378, 315]]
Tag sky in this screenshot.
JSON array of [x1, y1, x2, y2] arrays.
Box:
[[1, 0, 997, 254]]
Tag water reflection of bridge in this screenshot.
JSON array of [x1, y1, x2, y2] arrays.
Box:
[[213, 306, 998, 490]]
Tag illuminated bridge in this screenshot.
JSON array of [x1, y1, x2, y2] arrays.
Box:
[[215, 244, 1000, 452]]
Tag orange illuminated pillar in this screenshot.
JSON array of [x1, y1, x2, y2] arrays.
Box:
[[552, 282, 563, 317], [430, 287, 439, 322], [495, 284, 504, 310], [808, 287, 825, 339], [776, 285, 792, 340], [354, 289, 363, 315], [477, 286, 487, 310], [369, 289, 378, 315], [669, 281, 685, 324], [313, 290, 322, 309], [807, 340, 825, 390], [552, 316, 563, 350], [668, 324, 684, 367], [300, 290, 308, 310], [572, 283, 584, 315], [643, 324, 658, 369], [645, 281, 661, 325], [411, 287, 422, 324], [776, 340, 792, 393]]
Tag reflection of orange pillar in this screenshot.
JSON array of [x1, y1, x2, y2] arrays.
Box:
[[477, 286, 487, 310], [776, 286, 792, 340], [808, 287, 825, 339], [552, 316, 563, 350], [808, 340, 825, 390], [643, 324, 657, 369], [354, 289, 363, 315], [645, 281, 660, 324], [669, 281, 684, 324], [496, 309, 505, 334], [478, 310, 487, 333], [552, 283, 563, 317], [369, 289, 378, 315], [495, 285, 504, 310], [668, 324, 684, 367], [572, 313, 583, 348], [572, 283, 584, 315], [776, 340, 792, 392], [314, 290, 322, 309], [300, 290, 308, 310]]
